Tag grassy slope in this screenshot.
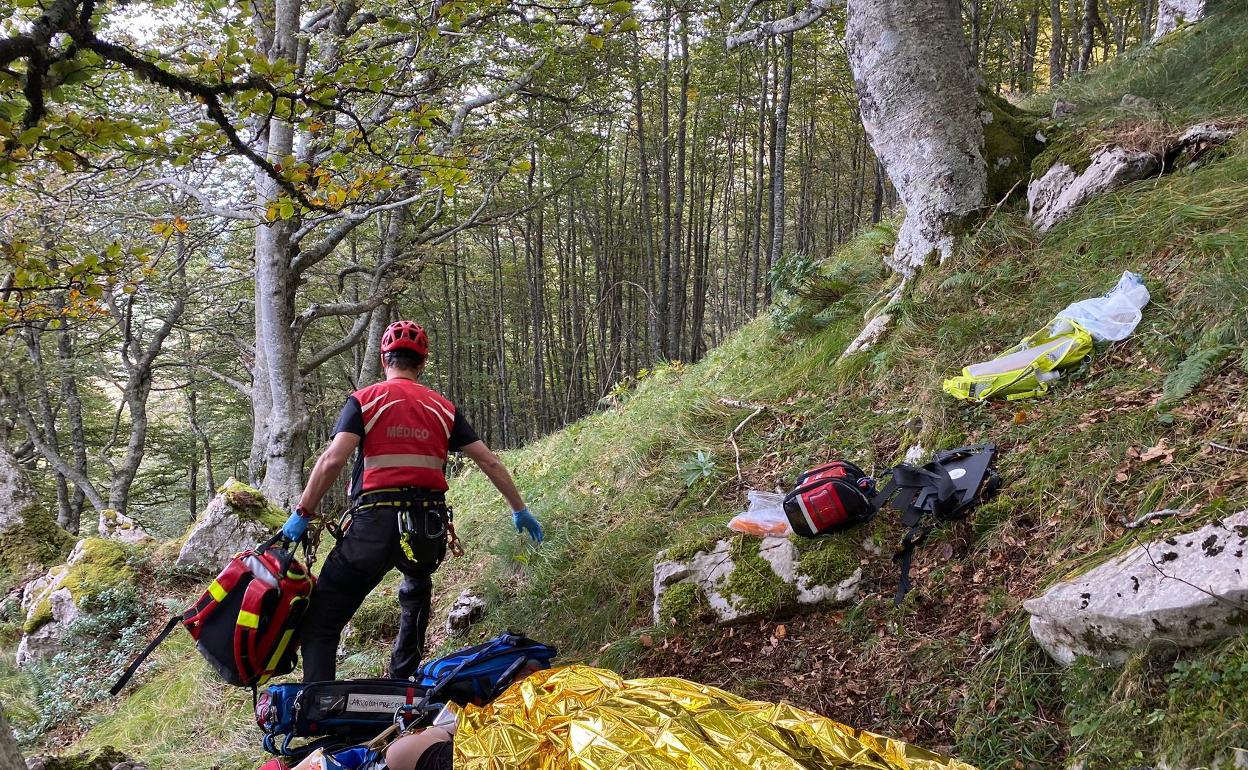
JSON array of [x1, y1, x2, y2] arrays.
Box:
[[6, 8, 1244, 770], [441, 10, 1248, 769]]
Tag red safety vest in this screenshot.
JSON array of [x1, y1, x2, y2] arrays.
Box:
[[352, 379, 456, 492]]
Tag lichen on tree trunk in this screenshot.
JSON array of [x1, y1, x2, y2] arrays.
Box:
[[846, 0, 987, 274]]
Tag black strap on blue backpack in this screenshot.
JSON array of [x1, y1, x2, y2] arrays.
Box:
[[413, 631, 556, 714]]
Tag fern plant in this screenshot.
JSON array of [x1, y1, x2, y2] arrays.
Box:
[[1161, 345, 1235, 404]]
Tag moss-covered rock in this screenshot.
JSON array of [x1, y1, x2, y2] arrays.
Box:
[[1029, 126, 1099, 178], [658, 582, 705, 627], [175, 478, 285, 572], [793, 535, 860, 587], [220, 479, 288, 529], [981, 91, 1046, 202], [25, 746, 132, 770], [19, 539, 138, 639], [59, 538, 139, 599], [0, 502, 74, 589], [723, 536, 799, 616]]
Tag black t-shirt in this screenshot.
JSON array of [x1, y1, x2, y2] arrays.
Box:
[[334, 393, 480, 498]]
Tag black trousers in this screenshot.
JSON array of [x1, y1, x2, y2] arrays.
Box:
[[301, 497, 448, 682]]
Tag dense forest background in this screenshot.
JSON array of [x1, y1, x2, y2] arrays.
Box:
[[1, 0, 1161, 537]]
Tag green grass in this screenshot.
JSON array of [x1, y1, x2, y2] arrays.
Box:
[[2, 6, 1246, 769], [437, 16, 1248, 767], [76, 634, 257, 770], [1025, 0, 1248, 126]]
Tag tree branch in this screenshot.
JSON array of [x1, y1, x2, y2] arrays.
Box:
[[143, 178, 253, 221], [290, 294, 390, 341], [300, 310, 374, 375], [6, 383, 106, 511], [446, 54, 548, 145], [725, 0, 840, 49]]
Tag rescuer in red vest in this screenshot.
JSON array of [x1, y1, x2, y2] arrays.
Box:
[[281, 320, 543, 682]]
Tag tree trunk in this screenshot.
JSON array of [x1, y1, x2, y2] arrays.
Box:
[[768, 28, 794, 295], [1078, 0, 1100, 70], [846, 0, 986, 273], [1023, 3, 1040, 91], [22, 329, 72, 526], [53, 296, 86, 532], [1050, 0, 1065, 85], [252, 0, 308, 507]]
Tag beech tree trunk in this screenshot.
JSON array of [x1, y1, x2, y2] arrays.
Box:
[[845, 0, 986, 273], [252, 0, 308, 506], [768, 28, 794, 285]]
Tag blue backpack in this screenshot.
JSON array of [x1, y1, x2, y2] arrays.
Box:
[[415, 631, 558, 707], [258, 632, 556, 757]]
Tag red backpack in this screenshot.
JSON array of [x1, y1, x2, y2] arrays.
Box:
[[112, 535, 315, 695], [783, 460, 877, 537]]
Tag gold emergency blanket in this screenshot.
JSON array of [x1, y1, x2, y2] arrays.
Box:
[[454, 665, 977, 770]]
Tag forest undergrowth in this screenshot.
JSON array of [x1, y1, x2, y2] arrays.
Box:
[[3, 7, 1247, 770]]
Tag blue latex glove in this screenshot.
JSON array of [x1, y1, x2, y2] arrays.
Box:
[[512, 507, 543, 544], [281, 510, 309, 542]]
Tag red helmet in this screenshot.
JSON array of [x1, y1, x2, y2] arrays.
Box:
[[380, 320, 429, 356]]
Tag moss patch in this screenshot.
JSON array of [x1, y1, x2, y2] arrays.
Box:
[[0, 503, 74, 587], [723, 536, 797, 616], [658, 582, 705, 627], [662, 531, 728, 563], [219, 479, 287, 529], [21, 747, 131, 770], [1030, 125, 1101, 178], [793, 535, 859, 587], [981, 90, 1045, 202], [22, 596, 53, 635], [60, 539, 139, 604]]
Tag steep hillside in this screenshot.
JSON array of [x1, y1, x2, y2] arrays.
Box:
[[441, 10, 1248, 769], [3, 8, 1246, 770]]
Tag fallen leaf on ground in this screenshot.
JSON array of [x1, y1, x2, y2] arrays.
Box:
[[639, 634, 653, 648], [1140, 438, 1174, 464]]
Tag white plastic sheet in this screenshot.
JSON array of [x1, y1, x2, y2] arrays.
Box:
[[1052, 271, 1150, 342]]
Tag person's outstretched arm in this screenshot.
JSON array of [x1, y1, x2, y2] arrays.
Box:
[[460, 440, 524, 511], [461, 440, 542, 542]]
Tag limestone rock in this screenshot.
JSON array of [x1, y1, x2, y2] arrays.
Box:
[[1051, 99, 1078, 121], [652, 536, 861, 625], [97, 509, 154, 545], [1169, 123, 1241, 168], [176, 478, 283, 573], [1024, 510, 1248, 666], [16, 565, 72, 667], [1027, 147, 1159, 232], [446, 590, 486, 633], [1154, 0, 1206, 39], [1119, 93, 1157, 113]]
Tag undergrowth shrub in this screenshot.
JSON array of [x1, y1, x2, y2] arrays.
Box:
[[21, 585, 147, 739]]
